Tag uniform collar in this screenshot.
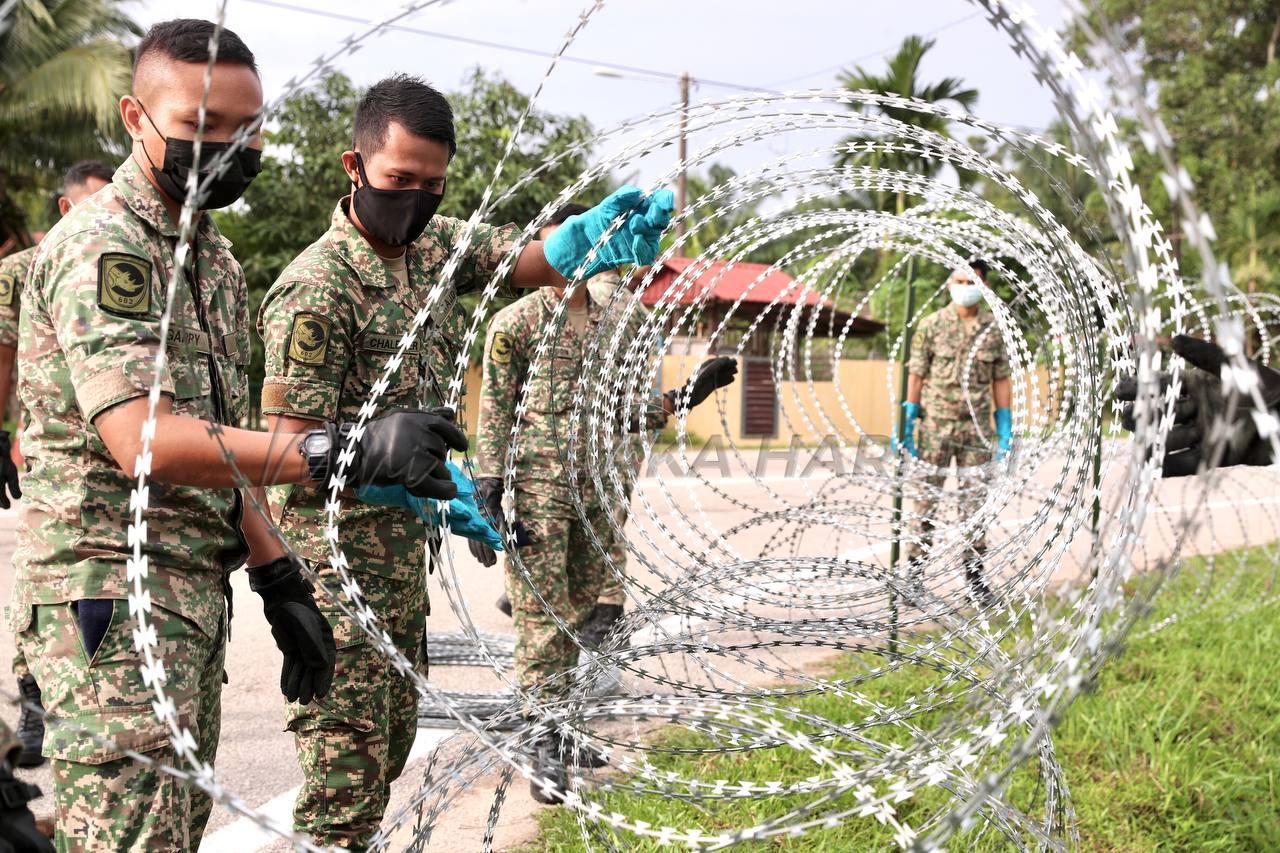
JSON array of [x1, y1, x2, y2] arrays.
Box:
[[328, 197, 409, 289], [113, 156, 228, 247], [534, 284, 602, 323]]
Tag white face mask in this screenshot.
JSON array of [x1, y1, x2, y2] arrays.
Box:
[[949, 282, 983, 307]]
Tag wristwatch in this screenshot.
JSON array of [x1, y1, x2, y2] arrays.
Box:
[[298, 426, 336, 483]]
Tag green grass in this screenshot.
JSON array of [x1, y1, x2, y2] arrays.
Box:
[[529, 549, 1280, 850]]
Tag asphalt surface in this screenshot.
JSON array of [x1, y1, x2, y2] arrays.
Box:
[[0, 440, 1274, 850]]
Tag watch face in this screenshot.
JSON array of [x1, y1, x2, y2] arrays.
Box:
[[302, 431, 332, 456]]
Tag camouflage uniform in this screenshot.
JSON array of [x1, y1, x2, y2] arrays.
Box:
[[476, 281, 649, 692], [6, 157, 249, 850], [259, 199, 516, 848], [584, 272, 661, 608], [904, 305, 1010, 564], [0, 247, 33, 681]]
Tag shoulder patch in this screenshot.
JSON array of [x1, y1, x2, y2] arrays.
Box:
[[97, 253, 153, 316], [288, 313, 331, 365], [0, 273, 14, 307], [491, 330, 515, 364]]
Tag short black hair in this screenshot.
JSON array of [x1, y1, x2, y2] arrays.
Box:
[[133, 19, 258, 81], [969, 257, 991, 278], [547, 203, 590, 227], [63, 160, 114, 193], [354, 74, 456, 157]]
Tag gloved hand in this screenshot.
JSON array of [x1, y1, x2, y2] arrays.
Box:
[[892, 401, 921, 458], [0, 431, 21, 510], [543, 186, 675, 282], [994, 407, 1013, 461], [469, 477, 504, 567], [314, 409, 468, 500], [0, 760, 52, 853], [357, 462, 504, 551], [1115, 334, 1280, 477], [665, 357, 738, 410], [247, 557, 336, 705]]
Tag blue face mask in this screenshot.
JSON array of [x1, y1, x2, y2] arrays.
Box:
[[950, 282, 983, 307]]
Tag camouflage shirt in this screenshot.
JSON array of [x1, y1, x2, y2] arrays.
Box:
[[908, 305, 1011, 427], [0, 246, 34, 349], [476, 275, 660, 510], [259, 200, 517, 578], [6, 157, 251, 640]]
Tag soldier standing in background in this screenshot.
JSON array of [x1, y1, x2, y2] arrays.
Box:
[[0, 159, 113, 770], [473, 204, 735, 804], [896, 259, 1013, 606], [259, 81, 676, 844]]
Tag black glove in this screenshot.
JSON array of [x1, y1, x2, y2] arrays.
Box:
[[665, 356, 739, 410], [1115, 334, 1280, 477], [314, 409, 468, 500], [248, 557, 336, 705], [0, 761, 52, 852], [0, 431, 20, 510], [469, 477, 503, 567]]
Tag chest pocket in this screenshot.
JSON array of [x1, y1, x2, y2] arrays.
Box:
[[353, 329, 423, 411], [528, 344, 583, 415], [167, 298, 214, 417]]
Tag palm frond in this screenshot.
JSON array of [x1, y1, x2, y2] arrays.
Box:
[[0, 38, 129, 129]]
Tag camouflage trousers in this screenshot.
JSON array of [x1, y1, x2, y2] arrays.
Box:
[[507, 503, 610, 692], [17, 599, 225, 852], [595, 481, 633, 608], [903, 420, 993, 565], [287, 566, 428, 849]]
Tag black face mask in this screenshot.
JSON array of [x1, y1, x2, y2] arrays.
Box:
[[350, 152, 444, 247], [138, 103, 262, 210]]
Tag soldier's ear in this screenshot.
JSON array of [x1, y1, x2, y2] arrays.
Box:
[[119, 95, 147, 141], [340, 151, 360, 187]]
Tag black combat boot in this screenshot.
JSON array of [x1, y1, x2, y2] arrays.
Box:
[[557, 728, 609, 769], [496, 593, 512, 618], [578, 603, 624, 650], [15, 676, 45, 769], [529, 731, 569, 805]]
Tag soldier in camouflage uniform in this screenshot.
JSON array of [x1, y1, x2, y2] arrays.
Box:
[[475, 206, 733, 804], [259, 77, 673, 844], [899, 260, 1013, 605], [0, 160, 114, 770], [0, 22, 411, 849]]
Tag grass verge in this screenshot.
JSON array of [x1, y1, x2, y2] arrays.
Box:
[[529, 548, 1280, 850]]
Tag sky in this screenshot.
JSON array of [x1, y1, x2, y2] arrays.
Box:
[[123, 0, 1074, 195]]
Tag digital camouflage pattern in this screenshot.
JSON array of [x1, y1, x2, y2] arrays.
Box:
[[6, 157, 246, 849], [20, 599, 225, 851], [286, 568, 426, 848], [0, 246, 35, 349], [0, 247, 34, 682], [260, 200, 514, 844], [905, 305, 1010, 564], [585, 272, 661, 607], [259, 200, 517, 581], [477, 277, 659, 688]]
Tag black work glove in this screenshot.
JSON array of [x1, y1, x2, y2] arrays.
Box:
[[0, 431, 20, 510], [665, 356, 739, 410], [1115, 334, 1280, 477], [248, 557, 336, 705], [322, 409, 468, 500], [469, 477, 503, 567], [0, 761, 52, 852]]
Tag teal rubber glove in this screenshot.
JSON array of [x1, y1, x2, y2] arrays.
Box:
[[891, 401, 921, 458], [543, 186, 675, 281], [994, 407, 1013, 461], [357, 462, 503, 551]]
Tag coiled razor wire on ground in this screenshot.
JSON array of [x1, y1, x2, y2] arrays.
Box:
[[4, 0, 1278, 850]]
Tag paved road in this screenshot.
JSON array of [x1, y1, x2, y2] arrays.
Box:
[[0, 441, 1274, 850]]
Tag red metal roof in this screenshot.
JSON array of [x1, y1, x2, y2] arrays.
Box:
[[640, 256, 832, 309]]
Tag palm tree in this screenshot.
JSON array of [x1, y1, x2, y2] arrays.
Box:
[[0, 0, 139, 250], [835, 35, 978, 213]]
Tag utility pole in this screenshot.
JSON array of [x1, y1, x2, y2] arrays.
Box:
[[677, 70, 690, 241]]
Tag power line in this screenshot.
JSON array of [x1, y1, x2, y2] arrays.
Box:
[[763, 10, 985, 88], [240, 0, 781, 95]]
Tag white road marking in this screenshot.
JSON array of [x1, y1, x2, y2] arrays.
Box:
[[198, 727, 456, 853]]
